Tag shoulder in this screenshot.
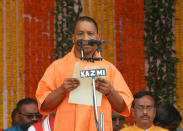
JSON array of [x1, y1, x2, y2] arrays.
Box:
[[102, 59, 115, 67], [119, 126, 133, 131], [4, 126, 22, 131], [29, 120, 44, 131], [44, 52, 72, 72], [101, 59, 120, 72], [27, 125, 36, 131], [151, 125, 169, 131], [51, 52, 74, 67], [177, 128, 183, 131]]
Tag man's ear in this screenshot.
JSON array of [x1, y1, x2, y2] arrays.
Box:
[[97, 34, 100, 40], [153, 108, 156, 118], [132, 108, 135, 116]]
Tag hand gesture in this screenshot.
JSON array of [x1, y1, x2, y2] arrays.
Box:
[[95, 78, 114, 96], [62, 78, 80, 93]]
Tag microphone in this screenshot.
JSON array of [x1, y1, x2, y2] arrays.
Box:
[[88, 39, 107, 46], [76, 39, 107, 46], [88, 39, 98, 46], [76, 39, 83, 46], [76, 39, 107, 62], [99, 40, 107, 45], [79, 68, 106, 131]]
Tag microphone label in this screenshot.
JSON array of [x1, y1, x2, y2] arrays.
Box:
[[80, 69, 106, 78]]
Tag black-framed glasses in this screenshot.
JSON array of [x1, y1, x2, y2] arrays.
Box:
[[112, 117, 125, 121], [135, 105, 154, 111], [19, 113, 42, 119]]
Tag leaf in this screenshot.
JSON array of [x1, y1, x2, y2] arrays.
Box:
[[144, 0, 177, 104]]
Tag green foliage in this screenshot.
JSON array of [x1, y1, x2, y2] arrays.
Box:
[[55, 0, 82, 59], [144, 0, 178, 105]]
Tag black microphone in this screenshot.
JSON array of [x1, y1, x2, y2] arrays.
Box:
[[88, 39, 98, 46], [99, 40, 107, 45], [88, 39, 107, 46], [76, 39, 107, 46], [76, 39, 83, 46]]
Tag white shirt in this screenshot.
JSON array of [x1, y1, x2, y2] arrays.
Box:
[[28, 115, 51, 131]]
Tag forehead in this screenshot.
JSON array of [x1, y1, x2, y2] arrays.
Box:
[[21, 103, 38, 113], [112, 112, 124, 119], [112, 112, 121, 118], [134, 95, 154, 106], [74, 21, 97, 32]]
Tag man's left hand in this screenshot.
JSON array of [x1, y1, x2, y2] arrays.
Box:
[[95, 78, 114, 96]]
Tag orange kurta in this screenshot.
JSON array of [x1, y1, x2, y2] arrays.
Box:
[[120, 124, 169, 131], [36, 46, 133, 131]]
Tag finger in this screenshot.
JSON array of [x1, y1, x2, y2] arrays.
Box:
[[97, 85, 106, 91], [70, 83, 80, 90], [64, 79, 74, 84], [65, 78, 78, 82], [64, 78, 80, 85], [65, 78, 74, 81], [65, 82, 79, 88], [65, 85, 78, 92], [64, 85, 75, 89], [96, 86, 106, 94], [73, 84, 79, 88], [96, 81, 109, 89], [64, 81, 74, 85], [95, 77, 105, 81], [95, 78, 108, 84], [73, 81, 80, 85], [71, 78, 80, 82], [71, 79, 80, 86]]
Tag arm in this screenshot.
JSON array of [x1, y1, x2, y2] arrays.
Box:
[[95, 78, 125, 113], [41, 78, 80, 111]]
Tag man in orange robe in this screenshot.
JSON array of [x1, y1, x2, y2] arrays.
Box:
[[36, 16, 133, 131]]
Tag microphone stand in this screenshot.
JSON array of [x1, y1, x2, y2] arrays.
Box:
[[92, 76, 104, 131], [77, 39, 85, 60], [78, 39, 105, 131], [91, 76, 100, 131]]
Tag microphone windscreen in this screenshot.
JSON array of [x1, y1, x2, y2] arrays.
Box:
[[88, 39, 98, 46], [100, 40, 107, 44], [76, 39, 83, 45]]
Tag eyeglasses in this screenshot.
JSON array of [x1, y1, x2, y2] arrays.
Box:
[[112, 117, 125, 121], [76, 31, 97, 39], [135, 105, 154, 111], [19, 113, 42, 119]]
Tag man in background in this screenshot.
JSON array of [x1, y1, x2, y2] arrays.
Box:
[[120, 91, 168, 131], [4, 98, 42, 131], [28, 112, 55, 131], [11, 108, 20, 126], [112, 112, 126, 131], [154, 104, 182, 131]]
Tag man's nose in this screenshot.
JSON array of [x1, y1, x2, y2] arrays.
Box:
[[83, 33, 90, 41], [31, 115, 38, 121], [143, 108, 148, 114]]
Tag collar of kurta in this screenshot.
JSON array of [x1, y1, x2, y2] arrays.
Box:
[[133, 124, 154, 131]]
